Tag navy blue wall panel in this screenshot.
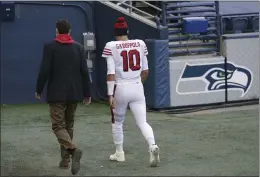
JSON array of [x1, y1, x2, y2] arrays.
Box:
[[158, 26, 169, 40], [144, 40, 170, 109], [1, 2, 92, 104], [144, 41, 155, 108], [93, 2, 159, 100], [0, 1, 2, 102]]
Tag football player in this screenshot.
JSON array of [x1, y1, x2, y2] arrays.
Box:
[[102, 17, 160, 167]]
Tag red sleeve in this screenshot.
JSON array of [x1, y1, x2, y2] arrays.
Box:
[[102, 43, 112, 58]]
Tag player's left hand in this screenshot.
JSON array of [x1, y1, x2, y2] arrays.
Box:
[[35, 92, 41, 100], [108, 96, 115, 109]]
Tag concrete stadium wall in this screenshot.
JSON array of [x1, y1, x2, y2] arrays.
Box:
[[0, 2, 93, 104]]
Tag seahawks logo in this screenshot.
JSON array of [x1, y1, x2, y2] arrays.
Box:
[[176, 62, 253, 97]]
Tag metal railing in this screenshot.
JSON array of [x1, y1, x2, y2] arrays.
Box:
[[141, 1, 162, 12], [120, 2, 155, 18], [111, 1, 163, 27]]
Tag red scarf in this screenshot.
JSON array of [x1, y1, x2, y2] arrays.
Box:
[[54, 34, 74, 44]]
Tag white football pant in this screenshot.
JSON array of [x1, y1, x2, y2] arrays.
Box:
[[112, 81, 156, 149]]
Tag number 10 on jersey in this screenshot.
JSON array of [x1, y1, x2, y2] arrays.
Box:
[[120, 49, 141, 72]]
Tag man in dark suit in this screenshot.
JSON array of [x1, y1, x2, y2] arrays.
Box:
[[35, 19, 91, 175]]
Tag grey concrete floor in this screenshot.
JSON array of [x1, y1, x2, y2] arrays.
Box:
[[1, 103, 259, 176]]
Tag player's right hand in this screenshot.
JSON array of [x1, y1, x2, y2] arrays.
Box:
[[108, 96, 115, 109], [83, 97, 91, 105]]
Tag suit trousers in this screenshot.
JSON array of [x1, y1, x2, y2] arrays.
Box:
[[49, 102, 77, 159]]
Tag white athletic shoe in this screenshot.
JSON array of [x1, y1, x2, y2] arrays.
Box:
[[109, 151, 125, 162], [149, 145, 160, 167]]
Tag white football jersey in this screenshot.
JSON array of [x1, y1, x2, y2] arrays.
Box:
[[102, 39, 148, 83]]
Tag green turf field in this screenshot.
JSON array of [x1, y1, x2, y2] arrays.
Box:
[[1, 103, 259, 176]]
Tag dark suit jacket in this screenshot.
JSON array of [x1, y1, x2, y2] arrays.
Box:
[[36, 41, 91, 103]]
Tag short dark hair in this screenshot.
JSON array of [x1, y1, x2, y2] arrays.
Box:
[[56, 19, 70, 34]]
